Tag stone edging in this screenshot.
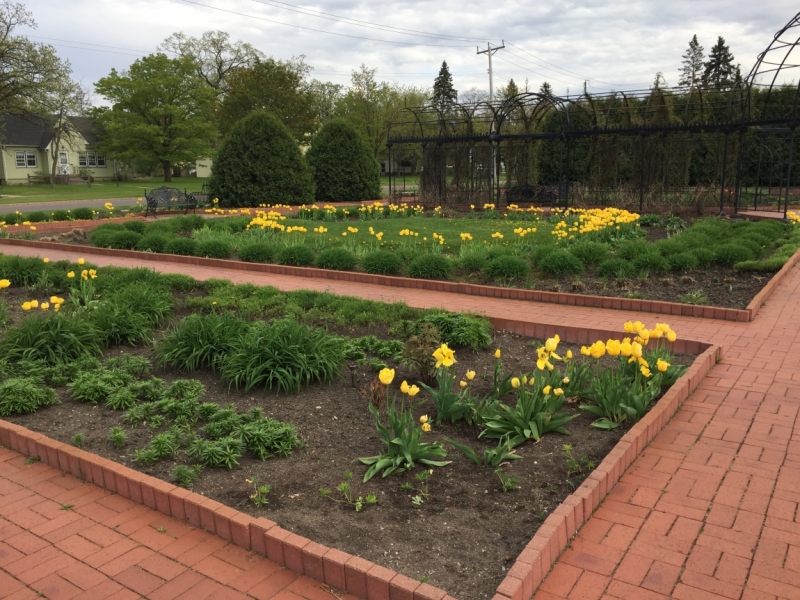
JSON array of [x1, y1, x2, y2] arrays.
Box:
[[1, 216, 145, 234], [0, 317, 717, 600], [2, 236, 793, 323]]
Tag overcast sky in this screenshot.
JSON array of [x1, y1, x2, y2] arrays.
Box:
[[19, 0, 800, 102]]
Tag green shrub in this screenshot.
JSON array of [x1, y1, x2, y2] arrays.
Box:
[[0, 255, 47, 286], [568, 242, 609, 266], [238, 243, 277, 263], [122, 220, 147, 234], [531, 244, 559, 267], [108, 230, 143, 250], [485, 255, 529, 281], [277, 244, 315, 267], [72, 207, 94, 220], [420, 313, 492, 350], [68, 369, 132, 404], [160, 273, 198, 291], [210, 111, 314, 207], [52, 210, 69, 222], [0, 377, 59, 416], [220, 319, 343, 394], [618, 240, 649, 261], [736, 238, 766, 259], [538, 250, 584, 276], [408, 254, 452, 279], [1, 314, 102, 365], [136, 234, 170, 253], [92, 301, 153, 347], [714, 244, 754, 267], [26, 211, 48, 223], [316, 248, 357, 271], [638, 214, 664, 227], [1, 212, 20, 224], [111, 283, 173, 327], [306, 118, 381, 202], [197, 240, 233, 259], [164, 238, 198, 256], [632, 252, 670, 274], [170, 215, 206, 234], [669, 252, 699, 272], [158, 313, 250, 372], [691, 248, 715, 267], [734, 258, 786, 272], [459, 250, 488, 274], [90, 224, 125, 248], [597, 258, 636, 278]]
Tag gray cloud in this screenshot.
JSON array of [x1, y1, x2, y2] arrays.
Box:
[[20, 0, 800, 101]]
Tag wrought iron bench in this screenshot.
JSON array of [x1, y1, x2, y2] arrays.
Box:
[[143, 186, 197, 218], [506, 183, 569, 207]]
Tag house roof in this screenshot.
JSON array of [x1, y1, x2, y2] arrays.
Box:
[[0, 114, 53, 148], [0, 114, 100, 148]]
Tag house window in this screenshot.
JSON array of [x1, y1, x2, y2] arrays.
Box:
[[15, 150, 36, 168], [79, 152, 106, 167]]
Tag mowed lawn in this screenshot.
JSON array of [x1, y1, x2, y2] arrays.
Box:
[[0, 177, 210, 204]]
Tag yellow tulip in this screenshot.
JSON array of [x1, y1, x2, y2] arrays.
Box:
[[400, 380, 410, 394], [543, 385, 552, 395], [30, 300, 38, 308], [378, 368, 395, 385], [89, 269, 97, 279], [432, 343, 456, 368], [511, 377, 520, 388], [623, 321, 634, 333], [407, 385, 420, 397], [528, 376, 535, 386], [419, 415, 429, 424], [554, 388, 564, 396], [666, 330, 677, 343], [421, 423, 431, 432], [562, 377, 570, 384], [606, 339, 621, 357], [78, 258, 85, 265], [42, 257, 49, 263], [566, 350, 573, 360], [580, 346, 590, 356], [544, 336, 559, 353], [640, 365, 652, 377], [657, 359, 670, 372], [521, 375, 528, 385], [81, 270, 88, 280], [40, 302, 49, 310], [0, 279, 10, 289], [494, 349, 501, 359], [67, 271, 75, 279], [620, 340, 632, 357], [631, 342, 643, 358], [589, 341, 606, 359], [466, 370, 476, 380], [460, 380, 468, 388], [21, 301, 31, 310]]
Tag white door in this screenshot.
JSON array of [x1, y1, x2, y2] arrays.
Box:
[[58, 151, 69, 175]]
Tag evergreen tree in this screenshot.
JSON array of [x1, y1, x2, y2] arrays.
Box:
[[499, 78, 519, 101], [306, 118, 381, 202], [430, 61, 458, 111], [702, 37, 737, 88], [539, 81, 554, 99], [678, 35, 705, 87]]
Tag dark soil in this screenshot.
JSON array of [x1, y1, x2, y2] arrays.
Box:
[[33, 224, 772, 310], [4, 318, 696, 600]]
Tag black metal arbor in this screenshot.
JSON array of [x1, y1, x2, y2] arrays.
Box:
[[386, 12, 800, 216]]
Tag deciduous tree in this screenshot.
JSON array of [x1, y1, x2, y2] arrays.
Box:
[[94, 54, 216, 182]]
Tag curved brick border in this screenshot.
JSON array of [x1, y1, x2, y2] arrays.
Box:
[[2, 236, 795, 323], [0, 314, 717, 600]]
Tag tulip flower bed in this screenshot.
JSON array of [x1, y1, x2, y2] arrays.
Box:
[[0, 257, 697, 599], [31, 204, 800, 310]]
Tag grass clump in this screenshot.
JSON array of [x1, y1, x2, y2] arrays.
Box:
[[0, 378, 59, 416], [362, 250, 403, 275], [108, 230, 143, 250], [238, 243, 276, 263], [316, 248, 357, 271], [669, 252, 699, 272], [164, 238, 198, 256], [136, 234, 170, 253], [714, 244, 754, 267], [277, 245, 315, 267], [459, 249, 488, 274], [408, 254, 451, 280], [220, 319, 343, 394], [568, 242, 609, 266], [485, 255, 529, 282], [0, 314, 102, 365], [597, 258, 635, 279], [158, 313, 249, 373], [632, 252, 670, 274], [538, 250, 584, 276]]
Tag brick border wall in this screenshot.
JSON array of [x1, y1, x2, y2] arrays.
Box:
[[0, 317, 717, 600], [3, 236, 795, 323]]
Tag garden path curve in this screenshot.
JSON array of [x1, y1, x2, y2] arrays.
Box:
[[1, 245, 799, 600]]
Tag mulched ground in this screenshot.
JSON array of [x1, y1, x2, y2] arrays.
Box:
[[4, 316, 696, 599]]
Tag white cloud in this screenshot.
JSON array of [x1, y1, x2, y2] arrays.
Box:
[[19, 0, 800, 100]]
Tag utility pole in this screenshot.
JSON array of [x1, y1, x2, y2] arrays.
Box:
[[477, 41, 505, 102]]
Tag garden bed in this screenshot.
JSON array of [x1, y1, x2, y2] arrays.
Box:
[[19, 208, 800, 312], [0, 263, 695, 599]]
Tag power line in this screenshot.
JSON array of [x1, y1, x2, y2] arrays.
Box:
[[492, 53, 583, 88], [27, 35, 170, 56], [505, 41, 625, 87], [176, 0, 477, 48], [248, 0, 489, 43]]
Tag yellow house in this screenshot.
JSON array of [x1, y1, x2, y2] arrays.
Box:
[[0, 114, 116, 184]]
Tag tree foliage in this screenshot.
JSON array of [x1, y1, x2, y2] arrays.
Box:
[[217, 57, 317, 141], [94, 53, 216, 182], [209, 111, 314, 207], [158, 30, 263, 97], [430, 61, 457, 111], [678, 35, 704, 87], [306, 118, 380, 202], [702, 36, 739, 89]]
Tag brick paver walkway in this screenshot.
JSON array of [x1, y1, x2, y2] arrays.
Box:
[[2, 245, 800, 599]]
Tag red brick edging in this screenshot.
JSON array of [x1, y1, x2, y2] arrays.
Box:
[[2, 237, 795, 323], [0, 315, 717, 600]]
